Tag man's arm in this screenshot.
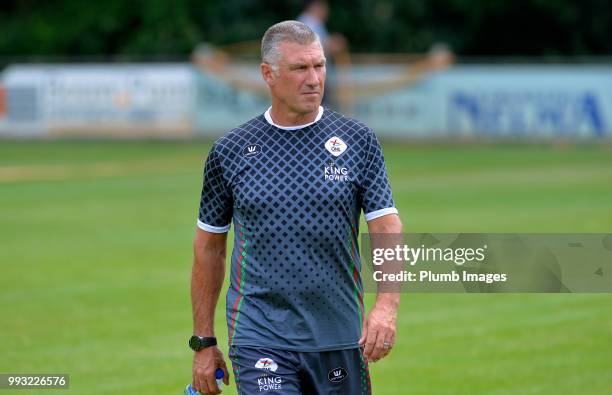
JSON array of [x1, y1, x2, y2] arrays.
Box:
[[191, 228, 230, 394], [359, 214, 403, 362]]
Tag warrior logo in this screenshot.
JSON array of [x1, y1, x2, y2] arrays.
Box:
[[243, 144, 262, 158], [328, 367, 348, 383]]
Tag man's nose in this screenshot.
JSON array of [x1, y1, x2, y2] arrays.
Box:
[[305, 67, 320, 87]]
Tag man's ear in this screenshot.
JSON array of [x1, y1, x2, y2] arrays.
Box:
[[261, 63, 276, 86]]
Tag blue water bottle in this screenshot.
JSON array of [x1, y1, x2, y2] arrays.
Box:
[[184, 368, 224, 394]]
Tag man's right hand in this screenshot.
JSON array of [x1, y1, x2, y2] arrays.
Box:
[[192, 346, 230, 395]]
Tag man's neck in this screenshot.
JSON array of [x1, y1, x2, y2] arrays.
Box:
[[269, 105, 320, 127]]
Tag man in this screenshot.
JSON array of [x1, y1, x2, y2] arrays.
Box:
[[190, 20, 402, 395]]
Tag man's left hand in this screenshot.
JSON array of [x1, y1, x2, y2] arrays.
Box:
[[358, 300, 398, 362]]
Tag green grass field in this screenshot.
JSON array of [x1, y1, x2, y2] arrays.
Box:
[[1, 140, 611, 394]]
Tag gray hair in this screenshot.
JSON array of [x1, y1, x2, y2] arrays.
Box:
[[261, 20, 321, 73]]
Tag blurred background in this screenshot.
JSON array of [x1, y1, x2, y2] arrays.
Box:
[[1, 1, 611, 394], [1, 0, 612, 138]]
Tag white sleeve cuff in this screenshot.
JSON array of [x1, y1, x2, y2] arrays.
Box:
[[364, 207, 399, 221], [197, 219, 231, 233]]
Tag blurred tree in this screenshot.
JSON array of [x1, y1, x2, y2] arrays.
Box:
[[0, 0, 610, 57]]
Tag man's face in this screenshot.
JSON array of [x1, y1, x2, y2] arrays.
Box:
[[264, 40, 326, 115]]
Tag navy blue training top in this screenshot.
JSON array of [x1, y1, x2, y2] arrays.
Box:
[[197, 106, 397, 351]]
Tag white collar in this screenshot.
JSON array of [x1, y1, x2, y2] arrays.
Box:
[[264, 106, 324, 130]]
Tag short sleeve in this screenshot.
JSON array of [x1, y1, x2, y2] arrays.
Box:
[[197, 145, 233, 233], [359, 130, 398, 221]]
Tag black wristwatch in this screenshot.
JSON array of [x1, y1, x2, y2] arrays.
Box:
[[189, 335, 217, 351]]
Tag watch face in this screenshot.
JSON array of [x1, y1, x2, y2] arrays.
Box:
[[189, 336, 201, 351]]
